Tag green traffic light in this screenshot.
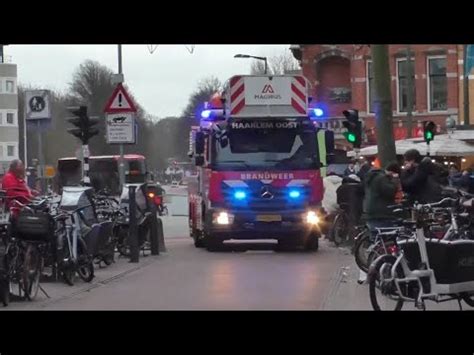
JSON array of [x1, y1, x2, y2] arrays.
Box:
[[425, 131, 433, 140], [347, 133, 356, 143]]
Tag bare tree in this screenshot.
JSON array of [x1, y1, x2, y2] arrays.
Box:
[[250, 50, 300, 75], [182, 76, 222, 122]]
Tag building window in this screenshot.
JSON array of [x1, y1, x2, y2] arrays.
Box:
[[6, 113, 14, 125], [7, 145, 15, 157], [428, 56, 447, 111], [397, 58, 416, 112], [6, 80, 14, 93], [0, 146, 3, 159], [367, 60, 375, 113]]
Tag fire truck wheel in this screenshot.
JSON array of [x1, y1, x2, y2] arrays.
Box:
[[193, 230, 205, 248], [304, 233, 319, 252], [204, 233, 222, 252]]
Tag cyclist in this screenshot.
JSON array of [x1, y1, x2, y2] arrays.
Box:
[[1, 160, 38, 216]]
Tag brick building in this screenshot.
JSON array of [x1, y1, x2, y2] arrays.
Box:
[[290, 44, 463, 149]]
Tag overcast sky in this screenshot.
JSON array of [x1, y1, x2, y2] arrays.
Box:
[[6, 45, 292, 118]]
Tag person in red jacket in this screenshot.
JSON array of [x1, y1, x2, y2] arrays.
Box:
[[1, 159, 35, 210]]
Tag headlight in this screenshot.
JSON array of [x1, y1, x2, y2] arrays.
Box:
[[306, 211, 320, 225], [213, 211, 234, 225]]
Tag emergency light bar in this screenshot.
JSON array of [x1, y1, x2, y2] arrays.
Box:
[[308, 104, 327, 120], [200, 109, 224, 120]]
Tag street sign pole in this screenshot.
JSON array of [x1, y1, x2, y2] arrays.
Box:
[[104, 67, 137, 193], [25, 90, 52, 193], [117, 44, 125, 190]]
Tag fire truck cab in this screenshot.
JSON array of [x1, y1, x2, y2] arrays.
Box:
[[188, 75, 333, 251]]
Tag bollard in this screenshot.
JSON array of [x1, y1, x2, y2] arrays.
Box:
[[156, 217, 167, 253], [128, 186, 139, 263], [148, 198, 159, 256]]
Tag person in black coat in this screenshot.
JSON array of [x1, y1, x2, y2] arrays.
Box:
[[336, 174, 364, 225], [357, 157, 371, 182], [400, 149, 442, 204]]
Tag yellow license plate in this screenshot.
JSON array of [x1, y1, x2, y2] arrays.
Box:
[[256, 215, 282, 222]]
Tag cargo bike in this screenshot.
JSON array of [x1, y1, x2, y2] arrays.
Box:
[[368, 197, 474, 311]]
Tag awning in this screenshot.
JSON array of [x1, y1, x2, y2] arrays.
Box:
[[347, 131, 474, 158]]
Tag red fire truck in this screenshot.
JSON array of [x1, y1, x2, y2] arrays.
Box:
[[188, 75, 333, 251]]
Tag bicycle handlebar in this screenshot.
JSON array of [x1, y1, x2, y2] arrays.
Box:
[[421, 197, 458, 209]]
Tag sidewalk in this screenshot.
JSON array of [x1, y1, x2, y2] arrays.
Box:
[[1, 216, 186, 310], [3, 253, 161, 310]]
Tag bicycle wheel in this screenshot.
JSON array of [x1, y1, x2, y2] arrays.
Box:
[[332, 212, 349, 246], [368, 254, 404, 311], [22, 243, 42, 301], [77, 238, 94, 283], [461, 292, 474, 307], [60, 236, 76, 286], [116, 225, 131, 257], [354, 230, 371, 273], [0, 276, 9, 306], [0, 245, 10, 306]]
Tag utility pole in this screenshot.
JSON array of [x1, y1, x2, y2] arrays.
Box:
[[406, 45, 414, 138], [464, 44, 470, 126], [117, 44, 126, 189], [371, 45, 397, 167]]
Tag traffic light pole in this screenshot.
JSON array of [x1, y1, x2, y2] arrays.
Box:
[[117, 44, 126, 190], [371, 45, 397, 167], [82, 144, 90, 185]]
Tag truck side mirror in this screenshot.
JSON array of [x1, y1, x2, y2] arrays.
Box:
[[195, 156, 205, 167], [220, 137, 229, 149], [195, 132, 205, 155], [325, 130, 335, 155]]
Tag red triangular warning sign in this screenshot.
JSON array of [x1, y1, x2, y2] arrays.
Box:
[[104, 83, 137, 113]]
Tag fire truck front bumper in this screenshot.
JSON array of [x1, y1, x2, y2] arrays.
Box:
[[204, 208, 324, 240]]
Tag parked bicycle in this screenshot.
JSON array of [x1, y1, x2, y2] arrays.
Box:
[[368, 197, 474, 311], [0, 194, 53, 306]]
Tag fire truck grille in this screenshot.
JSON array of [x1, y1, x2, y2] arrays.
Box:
[[221, 182, 310, 211]]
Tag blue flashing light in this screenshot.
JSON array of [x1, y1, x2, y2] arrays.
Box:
[[201, 110, 212, 119], [313, 108, 324, 117], [309, 103, 328, 120], [289, 189, 301, 199], [234, 190, 247, 201]]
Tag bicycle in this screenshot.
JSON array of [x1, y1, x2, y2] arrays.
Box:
[[53, 205, 95, 285], [354, 201, 454, 274], [1, 195, 53, 305], [329, 203, 362, 246], [368, 197, 474, 311]]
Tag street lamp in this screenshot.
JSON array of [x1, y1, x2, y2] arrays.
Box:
[[234, 54, 268, 74]]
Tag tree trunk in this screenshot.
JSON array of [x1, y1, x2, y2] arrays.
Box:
[[371, 45, 396, 167]]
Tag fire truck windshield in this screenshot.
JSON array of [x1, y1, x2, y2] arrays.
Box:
[[213, 122, 320, 171]]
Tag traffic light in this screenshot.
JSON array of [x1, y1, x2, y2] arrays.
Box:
[[423, 121, 436, 143], [66, 106, 100, 144], [342, 109, 362, 148]]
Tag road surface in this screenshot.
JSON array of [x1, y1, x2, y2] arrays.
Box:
[[2, 184, 470, 310]]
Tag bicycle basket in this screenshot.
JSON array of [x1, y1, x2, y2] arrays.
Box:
[[14, 211, 54, 242]]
